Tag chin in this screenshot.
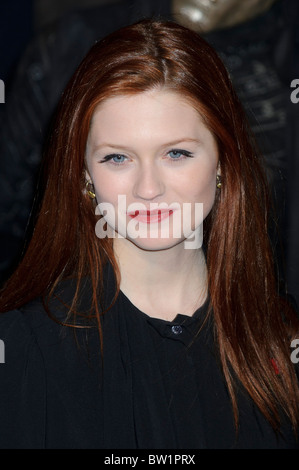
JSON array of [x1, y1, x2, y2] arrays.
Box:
[[125, 235, 186, 252]]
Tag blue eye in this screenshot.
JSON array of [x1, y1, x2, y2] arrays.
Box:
[[168, 149, 193, 160], [111, 154, 126, 163], [100, 154, 127, 164]]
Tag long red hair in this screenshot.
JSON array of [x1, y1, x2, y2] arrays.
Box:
[[1, 18, 298, 433]]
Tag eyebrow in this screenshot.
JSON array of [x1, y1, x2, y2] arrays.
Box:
[[91, 138, 202, 153]]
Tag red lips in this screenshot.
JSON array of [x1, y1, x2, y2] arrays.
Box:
[[127, 209, 174, 224]]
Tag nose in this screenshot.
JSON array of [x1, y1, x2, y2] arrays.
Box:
[[133, 163, 165, 201]]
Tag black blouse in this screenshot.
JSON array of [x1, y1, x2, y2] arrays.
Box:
[[0, 264, 297, 449]]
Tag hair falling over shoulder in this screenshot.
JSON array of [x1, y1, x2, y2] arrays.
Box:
[[0, 18, 298, 435]]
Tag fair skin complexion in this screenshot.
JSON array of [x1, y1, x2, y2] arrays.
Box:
[[85, 89, 219, 320]]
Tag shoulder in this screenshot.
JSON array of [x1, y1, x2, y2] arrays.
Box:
[[0, 259, 116, 323], [0, 276, 71, 328], [0, 273, 109, 365], [0, 277, 84, 352], [0, 298, 57, 370], [0, 308, 35, 369]]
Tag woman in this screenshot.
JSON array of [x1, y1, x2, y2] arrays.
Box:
[[0, 18, 298, 449]]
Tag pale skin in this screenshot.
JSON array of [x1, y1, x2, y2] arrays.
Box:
[[85, 89, 219, 321]]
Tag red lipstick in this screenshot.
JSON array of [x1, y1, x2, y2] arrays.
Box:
[[127, 209, 174, 224]]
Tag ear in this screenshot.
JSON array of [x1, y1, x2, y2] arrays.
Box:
[[85, 168, 92, 183], [83, 169, 94, 198]]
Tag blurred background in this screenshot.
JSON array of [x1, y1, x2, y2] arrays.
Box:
[[0, 0, 122, 85], [0, 0, 298, 304]]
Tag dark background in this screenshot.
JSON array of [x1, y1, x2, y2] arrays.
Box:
[[0, 0, 121, 84]]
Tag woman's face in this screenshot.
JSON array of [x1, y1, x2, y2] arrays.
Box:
[[85, 89, 219, 251]]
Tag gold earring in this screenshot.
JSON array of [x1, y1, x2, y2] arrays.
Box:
[[85, 180, 96, 199], [216, 174, 222, 189]]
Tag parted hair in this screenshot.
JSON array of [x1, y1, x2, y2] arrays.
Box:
[[1, 18, 298, 434]]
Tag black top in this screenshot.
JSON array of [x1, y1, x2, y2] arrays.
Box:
[[0, 264, 297, 449]]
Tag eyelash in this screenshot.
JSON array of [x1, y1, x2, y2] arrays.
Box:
[[99, 149, 194, 165], [167, 149, 194, 162]]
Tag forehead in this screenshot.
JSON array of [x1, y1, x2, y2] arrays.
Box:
[[88, 90, 209, 141]]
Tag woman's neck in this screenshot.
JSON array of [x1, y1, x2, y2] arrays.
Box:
[[113, 238, 208, 320]]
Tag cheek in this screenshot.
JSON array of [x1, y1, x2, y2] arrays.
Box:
[[180, 166, 217, 226], [179, 165, 217, 203], [91, 171, 122, 205]]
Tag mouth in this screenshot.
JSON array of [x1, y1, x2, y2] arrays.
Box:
[[127, 209, 174, 224]]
